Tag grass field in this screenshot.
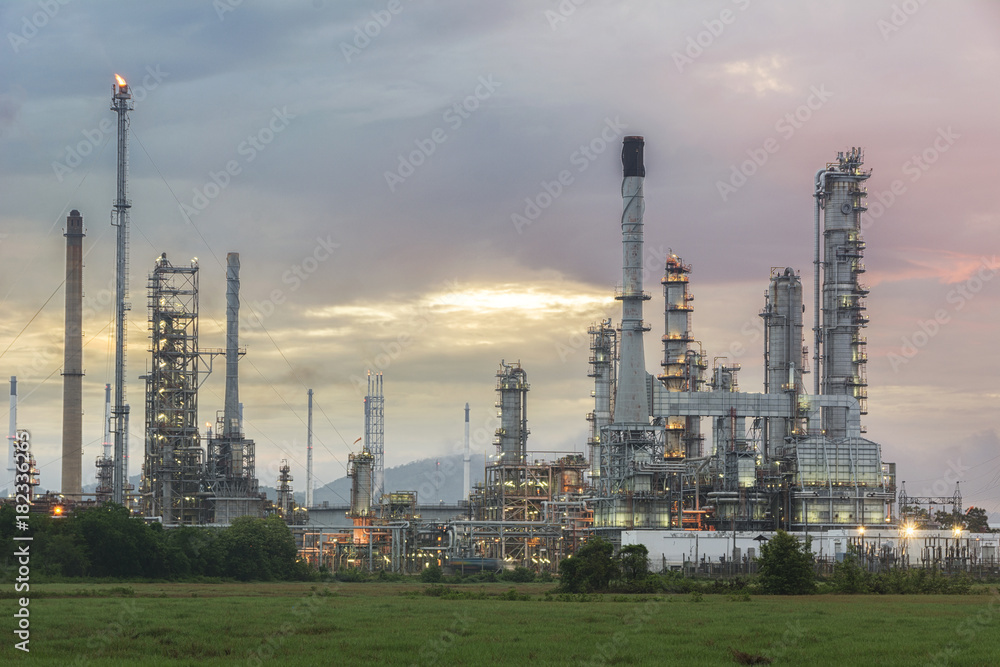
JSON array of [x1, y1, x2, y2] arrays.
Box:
[[3, 582, 999, 665]]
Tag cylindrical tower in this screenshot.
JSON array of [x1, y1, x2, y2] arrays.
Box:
[[494, 361, 529, 463], [61, 210, 85, 497], [819, 148, 870, 439], [95, 384, 113, 501], [306, 388, 313, 508], [659, 253, 695, 458], [348, 449, 374, 517], [614, 136, 651, 425], [223, 253, 240, 437], [761, 268, 805, 458], [586, 320, 617, 478], [463, 403, 470, 500], [111, 74, 133, 505], [277, 459, 295, 518], [6, 377, 16, 498]]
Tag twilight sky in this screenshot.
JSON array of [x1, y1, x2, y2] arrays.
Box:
[[1, 1, 998, 518]]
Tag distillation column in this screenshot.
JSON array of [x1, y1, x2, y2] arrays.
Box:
[[586, 321, 617, 478], [761, 268, 806, 458], [95, 384, 113, 501], [658, 253, 703, 458], [495, 361, 529, 463], [61, 210, 85, 497], [818, 149, 870, 439]]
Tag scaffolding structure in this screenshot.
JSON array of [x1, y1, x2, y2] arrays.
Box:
[[364, 372, 384, 505], [204, 252, 262, 524], [141, 254, 206, 525], [95, 384, 114, 503], [658, 254, 706, 459], [206, 412, 262, 523], [586, 321, 617, 480], [276, 459, 295, 520]]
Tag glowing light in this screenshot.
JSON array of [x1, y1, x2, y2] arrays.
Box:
[[114, 74, 127, 87], [858, 526, 865, 535], [904, 523, 915, 537], [953, 526, 963, 537], [53, 506, 64, 516]]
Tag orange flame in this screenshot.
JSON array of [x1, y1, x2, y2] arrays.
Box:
[[115, 74, 127, 87]]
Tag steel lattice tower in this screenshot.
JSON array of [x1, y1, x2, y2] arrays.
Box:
[[142, 254, 204, 524], [111, 74, 133, 505], [364, 372, 384, 505]]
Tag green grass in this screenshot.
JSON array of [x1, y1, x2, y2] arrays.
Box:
[[2, 582, 998, 665]]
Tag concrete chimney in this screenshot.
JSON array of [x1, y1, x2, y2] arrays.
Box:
[[61, 209, 85, 497], [614, 137, 650, 424]]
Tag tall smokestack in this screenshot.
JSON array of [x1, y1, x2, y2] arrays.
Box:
[[6, 377, 15, 498], [111, 74, 133, 505], [306, 388, 313, 508], [463, 403, 470, 500], [61, 210, 85, 497], [224, 252, 240, 437], [613, 136, 650, 424]]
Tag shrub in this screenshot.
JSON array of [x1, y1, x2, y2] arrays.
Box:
[[420, 563, 443, 583], [557, 538, 618, 593], [757, 530, 816, 595], [500, 566, 535, 583]]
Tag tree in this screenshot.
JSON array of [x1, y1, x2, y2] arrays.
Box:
[[218, 515, 299, 581], [558, 537, 618, 593], [757, 530, 816, 595], [617, 544, 649, 582], [830, 551, 869, 594], [69, 503, 163, 578], [933, 509, 963, 528], [964, 507, 993, 533]]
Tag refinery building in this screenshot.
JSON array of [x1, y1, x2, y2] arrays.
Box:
[[5, 78, 996, 572]]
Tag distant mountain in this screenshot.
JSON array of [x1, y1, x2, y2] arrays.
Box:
[[313, 453, 486, 506], [72, 456, 486, 507]]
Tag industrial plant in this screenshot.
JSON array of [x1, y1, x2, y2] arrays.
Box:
[[4, 77, 997, 575]]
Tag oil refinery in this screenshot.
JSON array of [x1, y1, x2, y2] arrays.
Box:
[[4, 78, 997, 574]]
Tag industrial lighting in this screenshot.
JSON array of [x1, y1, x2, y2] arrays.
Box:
[[953, 526, 962, 538]]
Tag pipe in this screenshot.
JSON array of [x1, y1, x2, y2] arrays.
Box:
[[224, 253, 240, 437], [307, 388, 313, 508], [102, 383, 112, 459], [6, 377, 16, 498], [111, 75, 133, 505], [463, 403, 470, 501], [813, 167, 834, 395]]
